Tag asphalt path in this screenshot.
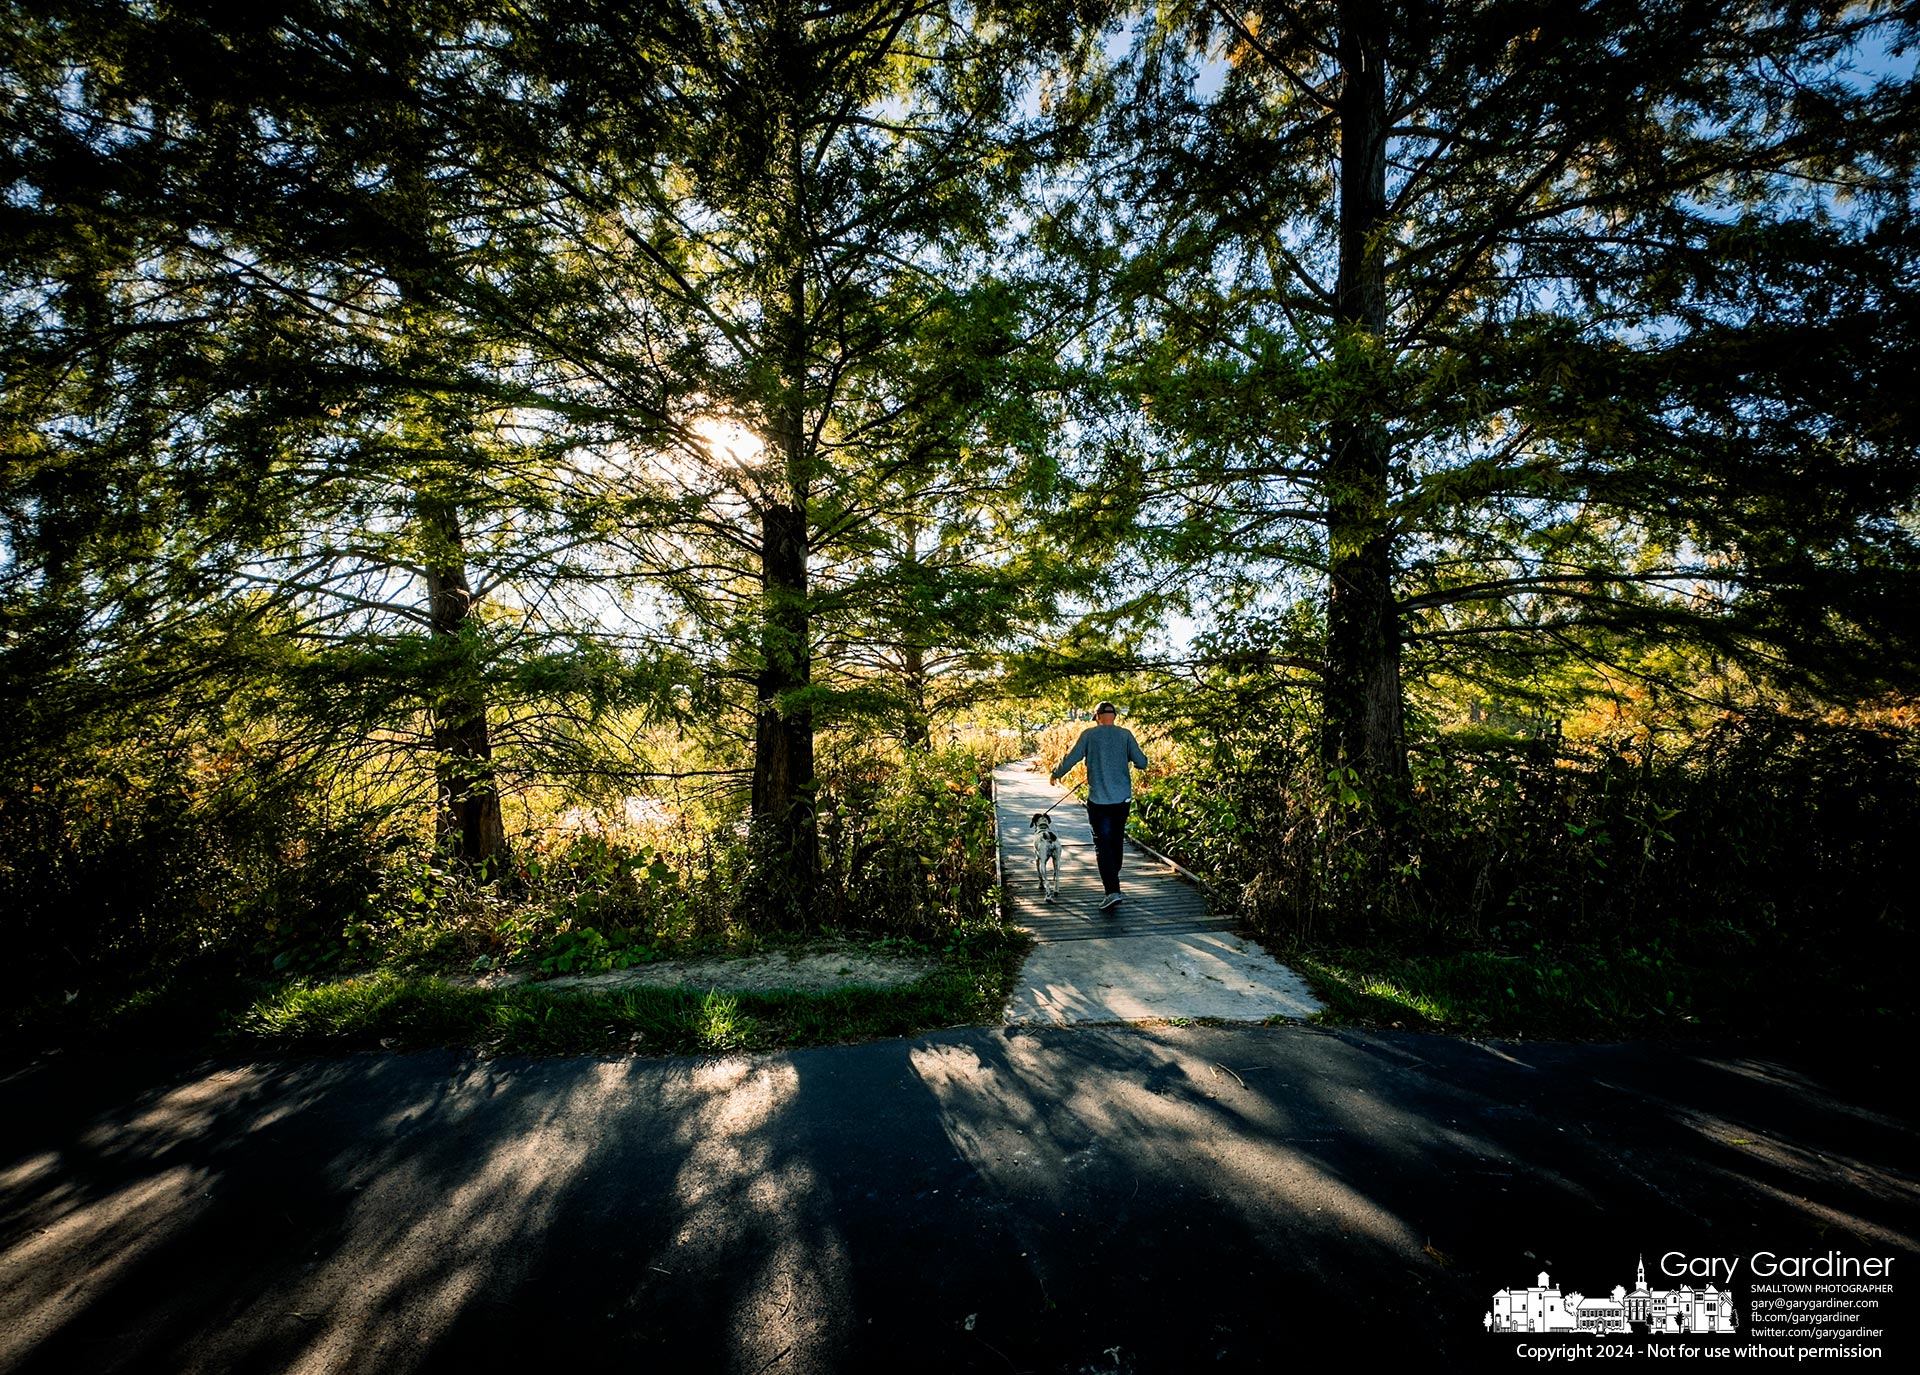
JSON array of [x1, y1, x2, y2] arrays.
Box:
[[2, 1026, 1913, 1373]]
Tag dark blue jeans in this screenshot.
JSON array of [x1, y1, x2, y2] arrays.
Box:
[[1086, 801, 1131, 894]]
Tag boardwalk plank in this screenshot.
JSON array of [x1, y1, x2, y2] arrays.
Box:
[[994, 760, 1232, 939], [993, 759, 1326, 1025]]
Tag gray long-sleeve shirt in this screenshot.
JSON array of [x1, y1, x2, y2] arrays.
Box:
[[1051, 724, 1149, 805]]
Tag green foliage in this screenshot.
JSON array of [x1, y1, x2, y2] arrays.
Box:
[[1133, 711, 1920, 1036], [1063, 0, 1920, 794], [0, 740, 386, 995], [0, 724, 1020, 1036], [5, 1, 1917, 1046], [813, 744, 1002, 937], [255, 743, 1008, 978], [264, 821, 744, 979]]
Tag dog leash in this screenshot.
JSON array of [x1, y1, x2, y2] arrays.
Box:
[[1037, 779, 1086, 820]]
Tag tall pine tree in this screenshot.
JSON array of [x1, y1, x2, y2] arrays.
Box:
[[1095, 0, 1918, 798]]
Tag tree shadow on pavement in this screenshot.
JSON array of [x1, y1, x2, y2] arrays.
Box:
[[0, 1027, 1913, 1373]]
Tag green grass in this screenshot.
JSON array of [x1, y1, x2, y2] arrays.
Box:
[[11, 924, 1034, 1059], [1286, 942, 1907, 1042], [1289, 948, 1697, 1039]]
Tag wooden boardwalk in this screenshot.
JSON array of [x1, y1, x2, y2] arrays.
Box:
[[993, 759, 1325, 1024], [993, 760, 1235, 942]]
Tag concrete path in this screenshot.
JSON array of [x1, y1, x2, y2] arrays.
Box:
[[994, 760, 1323, 1024]]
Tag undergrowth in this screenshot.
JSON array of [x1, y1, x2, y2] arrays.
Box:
[[2, 738, 1009, 1038], [1133, 710, 1918, 1043]]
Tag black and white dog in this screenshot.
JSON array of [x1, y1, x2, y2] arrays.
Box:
[[1029, 812, 1061, 902]]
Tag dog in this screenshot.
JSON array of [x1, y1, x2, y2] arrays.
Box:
[[1029, 812, 1062, 902]]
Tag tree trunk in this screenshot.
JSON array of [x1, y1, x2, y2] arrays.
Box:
[[900, 640, 932, 751], [751, 494, 817, 912], [748, 227, 818, 920], [421, 499, 507, 867], [389, 70, 505, 870], [1323, 0, 1409, 799], [897, 519, 932, 751]]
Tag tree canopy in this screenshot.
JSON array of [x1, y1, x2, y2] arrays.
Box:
[[4, 0, 1915, 935], [1062, 0, 1919, 793]]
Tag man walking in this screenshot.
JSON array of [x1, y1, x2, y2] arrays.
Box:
[[1050, 701, 1150, 912]]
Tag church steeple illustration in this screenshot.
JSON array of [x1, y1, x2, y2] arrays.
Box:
[[1489, 1253, 1735, 1335]]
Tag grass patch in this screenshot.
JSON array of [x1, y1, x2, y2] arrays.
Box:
[[1290, 948, 1694, 1039], [1286, 942, 1906, 1043], [4, 924, 1031, 1059], [227, 923, 1031, 1057]]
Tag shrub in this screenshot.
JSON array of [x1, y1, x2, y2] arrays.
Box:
[[1132, 713, 1920, 990], [2, 723, 1018, 1009], [264, 742, 1008, 977], [0, 745, 384, 998], [815, 743, 1000, 937]]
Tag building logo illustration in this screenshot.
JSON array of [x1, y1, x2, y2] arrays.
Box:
[[1487, 1255, 1739, 1335]]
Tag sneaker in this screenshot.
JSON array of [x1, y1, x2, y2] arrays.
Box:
[[1099, 892, 1121, 911]]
